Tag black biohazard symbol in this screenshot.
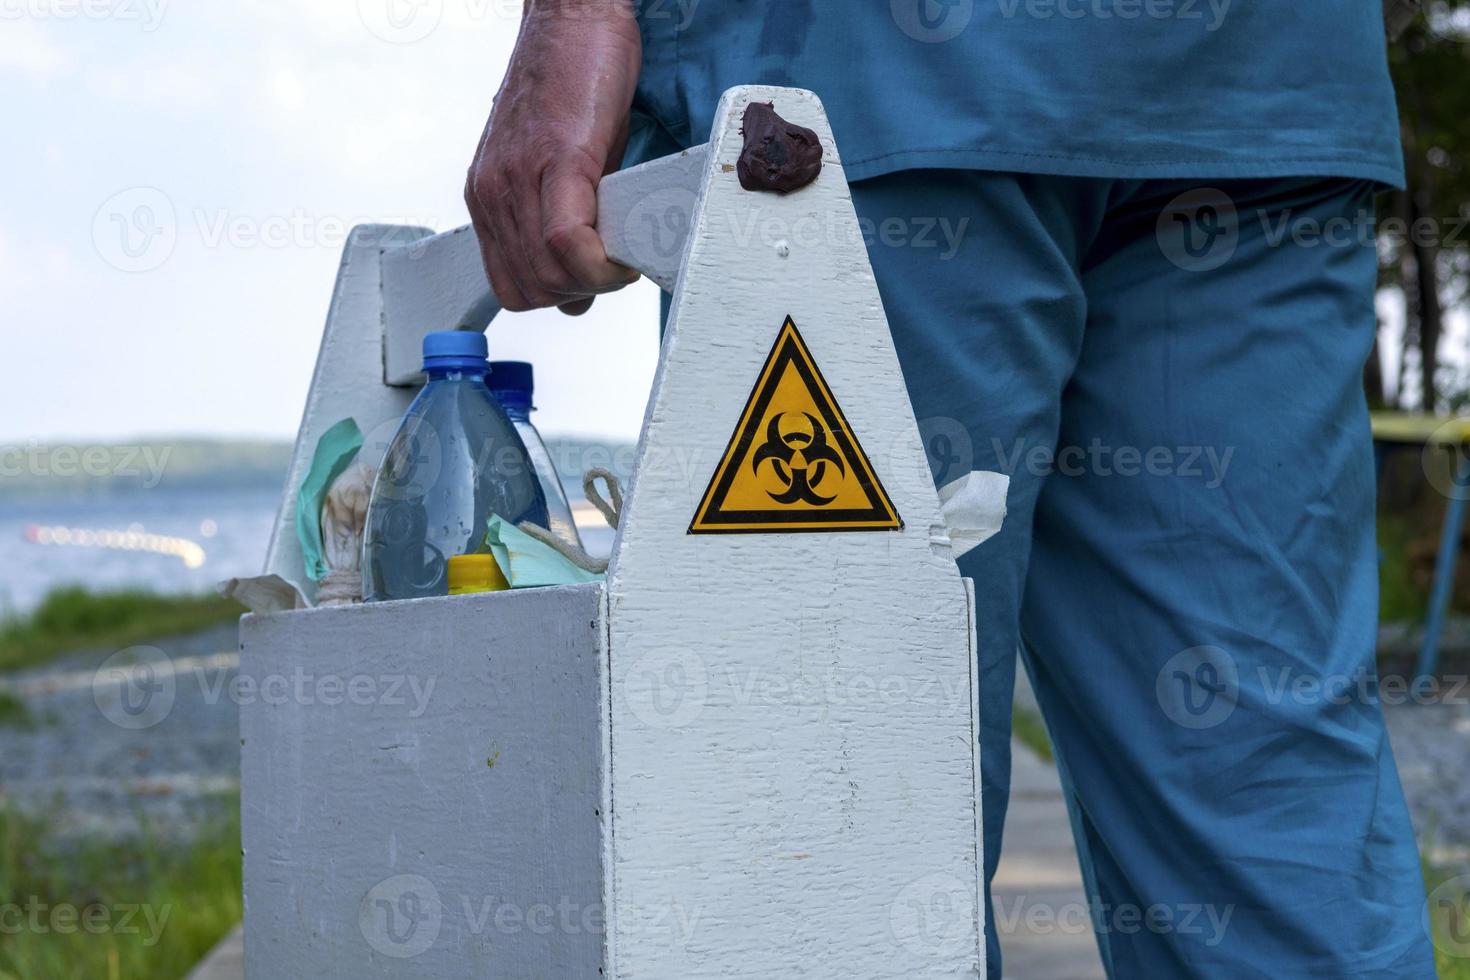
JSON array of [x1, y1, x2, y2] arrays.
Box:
[[751, 412, 846, 506], [689, 316, 902, 534]]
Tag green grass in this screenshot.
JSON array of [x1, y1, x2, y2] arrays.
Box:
[[1440, 943, 1470, 978], [0, 588, 243, 675], [1426, 863, 1470, 978], [0, 802, 242, 980], [1378, 513, 1428, 625], [0, 691, 34, 730], [1012, 704, 1054, 763]]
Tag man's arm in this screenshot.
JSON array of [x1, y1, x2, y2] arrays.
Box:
[[465, 0, 643, 315]]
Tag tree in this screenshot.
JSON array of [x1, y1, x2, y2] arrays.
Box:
[[1382, 1, 1470, 412]]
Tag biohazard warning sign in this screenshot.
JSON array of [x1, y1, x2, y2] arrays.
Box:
[[689, 317, 902, 534]]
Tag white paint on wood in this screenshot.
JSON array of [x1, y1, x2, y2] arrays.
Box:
[[242, 86, 983, 979], [603, 86, 984, 978], [261, 225, 430, 606], [240, 586, 608, 979], [595, 144, 708, 293], [380, 224, 502, 387]]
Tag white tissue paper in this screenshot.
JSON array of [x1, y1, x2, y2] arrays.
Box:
[[315, 460, 375, 606], [321, 461, 374, 570], [218, 573, 308, 613], [938, 470, 1011, 559]]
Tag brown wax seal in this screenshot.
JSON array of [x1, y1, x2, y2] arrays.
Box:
[[737, 102, 823, 195]]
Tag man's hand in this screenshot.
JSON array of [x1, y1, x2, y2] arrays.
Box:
[[466, 0, 642, 315]]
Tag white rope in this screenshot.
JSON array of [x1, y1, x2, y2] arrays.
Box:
[[583, 468, 623, 529], [316, 568, 361, 606], [516, 521, 609, 574], [515, 469, 625, 575]]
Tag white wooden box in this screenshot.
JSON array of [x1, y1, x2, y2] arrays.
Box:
[[238, 85, 986, 979]]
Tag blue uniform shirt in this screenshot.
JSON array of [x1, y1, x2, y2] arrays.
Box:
[[628, 0, 1404, 187]]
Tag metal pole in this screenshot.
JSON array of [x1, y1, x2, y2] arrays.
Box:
[[1416, 448, 1470, 683]]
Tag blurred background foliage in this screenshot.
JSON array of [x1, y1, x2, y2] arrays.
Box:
[[1373, 2, 1470, 630], [1375, 0, 1470, 413]]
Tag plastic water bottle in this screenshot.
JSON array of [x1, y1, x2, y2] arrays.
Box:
[[489, 361, 583, 550], [361, 333, 549, 602]]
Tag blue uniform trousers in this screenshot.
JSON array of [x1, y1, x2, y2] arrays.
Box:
[[853, 171, 1435, 978]]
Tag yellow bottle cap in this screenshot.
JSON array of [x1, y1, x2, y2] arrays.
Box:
[[447, 554, 510, 595]]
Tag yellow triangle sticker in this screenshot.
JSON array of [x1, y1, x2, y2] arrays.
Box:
[[689, 317, 903, 534]]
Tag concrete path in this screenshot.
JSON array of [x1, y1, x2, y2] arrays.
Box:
[[186, 926, 244, 980], [0, 624, 241, 838], [1385, 696, 1470, 867], [993, 739, 1107, 980]]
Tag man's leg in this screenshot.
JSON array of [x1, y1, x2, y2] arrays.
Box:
[[1021, 178, 1436, 977], [854, 169, 1107, 977]]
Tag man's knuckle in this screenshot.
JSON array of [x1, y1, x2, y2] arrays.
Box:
[[467, 169, 498, 203], [544, 223, 583, 260]]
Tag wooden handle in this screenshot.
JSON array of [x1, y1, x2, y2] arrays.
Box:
[[379, 145, 709, 386]]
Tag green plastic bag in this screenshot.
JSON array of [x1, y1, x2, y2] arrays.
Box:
[[486, 515, 602, 588], [295, 418, 364, 582]]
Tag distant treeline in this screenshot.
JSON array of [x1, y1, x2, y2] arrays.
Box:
[[0, 439, 294, 499], [0, 436, 635, 499]]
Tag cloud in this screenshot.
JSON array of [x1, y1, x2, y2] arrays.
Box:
[[2, 0, 662, 444], [0, 21, 72, 79], [0, 230, 11, 299], [82, 54, 220, 114], [244, 30, 515, 188]]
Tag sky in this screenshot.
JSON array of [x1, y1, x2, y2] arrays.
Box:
[[0, 0, 662, 445], [2, 1, 1464, 446]]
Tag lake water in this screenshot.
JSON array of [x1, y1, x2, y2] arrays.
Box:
[[0, 484, 281, 615], [0, 481, 615, 616]]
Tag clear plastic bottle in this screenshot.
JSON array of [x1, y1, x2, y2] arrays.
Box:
[[361, 333, 548, 602], [489, 361, 583, 550]]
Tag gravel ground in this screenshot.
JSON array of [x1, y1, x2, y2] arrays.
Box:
[[1385, 697, 1470, 866], [0, 623, 241, 839]]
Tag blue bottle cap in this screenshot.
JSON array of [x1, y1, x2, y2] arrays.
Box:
[[423, 331, 489, 372], [489, 361, 534, 397]]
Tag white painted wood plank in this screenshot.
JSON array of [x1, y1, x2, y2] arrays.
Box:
[[596, 144, 708, 294], [261, 225, 430, 604], [240, 585, 608, 979], [379, 225, 499, 387], [245, 86, 983, 980], [604, 86, 984, 979]]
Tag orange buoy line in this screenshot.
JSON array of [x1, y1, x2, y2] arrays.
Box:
[[23, 524, 207, 569]]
